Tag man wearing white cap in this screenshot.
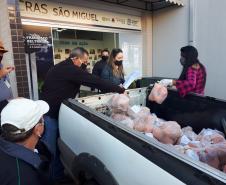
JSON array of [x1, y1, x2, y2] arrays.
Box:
[[0, 98, 51, 185]]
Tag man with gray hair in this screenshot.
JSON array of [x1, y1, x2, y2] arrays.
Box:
[[40, 47, 125, 182]]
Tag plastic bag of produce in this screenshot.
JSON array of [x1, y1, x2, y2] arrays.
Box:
[[174, 145, 186, 154], [181, 126, 198, 141], [152, 121, 182, 144], [197, 128, 225, 145], [133, 115, 154, 133], [111, 112, 134, 129], [185, 149, 200, 161], [148, 83, 168, 104], [109, 94, 130, 113], [178, 135, 191, 146], [198, 142, 226, 171], [120, 118, 134, 129], [111, 113, 130, 122], [198, 128, 225, 138], [127, 106, 150, 120]]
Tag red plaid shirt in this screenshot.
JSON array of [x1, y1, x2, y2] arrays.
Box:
[[176, 66, 206, 97]]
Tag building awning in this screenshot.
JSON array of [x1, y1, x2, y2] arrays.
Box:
[[98, 0, 183, 11]]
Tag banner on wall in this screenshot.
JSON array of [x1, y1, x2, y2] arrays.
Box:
[[23, 25, 54, 98], [19, 0, 142, 30]]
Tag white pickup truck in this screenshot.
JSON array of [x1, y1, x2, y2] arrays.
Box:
[[58, 87, 226, 185]]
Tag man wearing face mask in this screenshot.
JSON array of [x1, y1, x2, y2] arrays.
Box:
[[0, 41, 15, 112], [0, 98, 51, 185], [159, 45, 206, 97], [101, 48, 125, 86], [92, 49, 109, 77], [80, 50, 89, 71], [40, 47, 125, 182]]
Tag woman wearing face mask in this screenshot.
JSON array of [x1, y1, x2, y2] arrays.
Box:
[[101, 48, 125, 86], [160, 45, 207, 97]]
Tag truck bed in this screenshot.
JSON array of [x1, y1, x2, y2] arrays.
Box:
[[59, 87, 226, 185]]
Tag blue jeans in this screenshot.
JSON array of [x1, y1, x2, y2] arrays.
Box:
[[41, 115, 64, 181]]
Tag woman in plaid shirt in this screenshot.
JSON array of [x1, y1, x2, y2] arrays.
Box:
[[160, 46, 207, 97]]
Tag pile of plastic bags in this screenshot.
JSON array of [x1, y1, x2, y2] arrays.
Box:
[[175, 127, 226, 173], [108, 94, 226, 173], [109, 94, 182, 145]]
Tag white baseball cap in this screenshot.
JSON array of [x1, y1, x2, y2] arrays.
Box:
[[1, 98, 49, 133]]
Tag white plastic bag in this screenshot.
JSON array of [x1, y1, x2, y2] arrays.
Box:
[[148, 83, 168, 104], [109, 94, 130, 113]]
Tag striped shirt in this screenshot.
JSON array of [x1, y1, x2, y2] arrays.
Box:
[[176, 66, 206, 97]]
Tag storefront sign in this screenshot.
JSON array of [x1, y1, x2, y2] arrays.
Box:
[[19, 0, 142, 30], [23, 25, 54, 96]]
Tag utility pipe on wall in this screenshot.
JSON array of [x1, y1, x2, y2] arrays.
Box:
[[188, 0, 196, 46]]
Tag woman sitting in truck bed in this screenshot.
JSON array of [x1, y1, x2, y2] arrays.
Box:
[[160, 45, 207, 97]]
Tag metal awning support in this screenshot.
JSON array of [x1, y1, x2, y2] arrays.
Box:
[[97, 0, 184, 11]]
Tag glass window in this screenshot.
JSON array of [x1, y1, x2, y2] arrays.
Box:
[[118, 32, 143, 77]]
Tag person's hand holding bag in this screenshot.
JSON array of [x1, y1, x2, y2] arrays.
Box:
[[159, 79, 173, 87]]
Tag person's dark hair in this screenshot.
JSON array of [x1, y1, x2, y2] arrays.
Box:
[[1, 118, 42, 143], [110, 48, 123, 59], [69, 47, 88, 58], [1, 124, 34, 142], [178, 45, 206, 87], [101, 49, 110, 55]]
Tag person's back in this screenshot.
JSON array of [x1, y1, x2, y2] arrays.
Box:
[[177, 64, 206, 96], [0, 139, 48, 185], [193, 65, 206, 94], [0, 98, 50, 185], [92, 49, 109, 77], [92, 60, 107, 77], [41, 59, 81, 119]]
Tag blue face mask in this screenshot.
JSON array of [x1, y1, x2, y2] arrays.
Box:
[[180, 57, 186, 66]]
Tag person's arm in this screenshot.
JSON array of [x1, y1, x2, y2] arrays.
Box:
[[67, 67, 125, 93], [0, 66, 14, 79], [175, 67, 197, 97], [121, 75, 125, 84], [92, 63, 98, 76]]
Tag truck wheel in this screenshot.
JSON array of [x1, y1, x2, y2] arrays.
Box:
[[72, 153, 118, 185]]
